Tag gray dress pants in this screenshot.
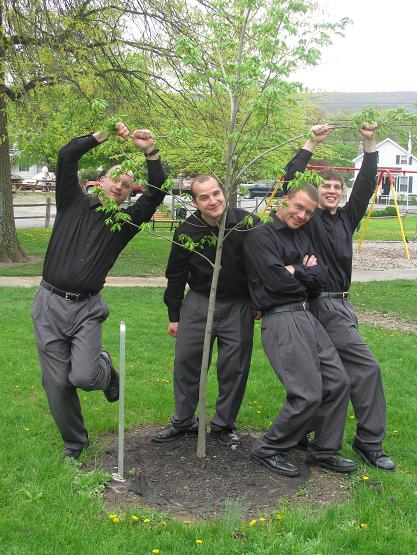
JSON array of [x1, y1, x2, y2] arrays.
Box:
[[171, 290, 253, 431], [252, 309, 350, 459], [32, 286, 112, 450], [309, 297, 386, 450]]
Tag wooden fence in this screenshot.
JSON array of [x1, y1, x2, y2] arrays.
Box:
[[13, 197, 54, 228]]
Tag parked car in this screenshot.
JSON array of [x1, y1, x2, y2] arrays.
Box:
[[85, 180, 144, 197], [170, 177, 193, 196], [241, 180, 284, 199]]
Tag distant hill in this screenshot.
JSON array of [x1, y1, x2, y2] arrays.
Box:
[[308, 91, 417, 114]]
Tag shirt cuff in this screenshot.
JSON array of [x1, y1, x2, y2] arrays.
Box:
[[168, 307, 181, 322]]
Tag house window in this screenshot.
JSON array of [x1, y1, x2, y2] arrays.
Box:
[[19, 164, 29, 172], [396, 176, 409, 192], [395, 154, 408, 165]]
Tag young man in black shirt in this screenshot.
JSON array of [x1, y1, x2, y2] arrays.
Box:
[[152, 175, 257, 446], [283, 123, 395, 471], [244, 184, 356, 477], [32, 123, 167, 459]]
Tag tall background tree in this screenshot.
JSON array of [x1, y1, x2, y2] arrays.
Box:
[[0, 0, 173, 262]]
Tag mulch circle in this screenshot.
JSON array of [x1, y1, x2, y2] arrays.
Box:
[[86, 425, 350, 519]]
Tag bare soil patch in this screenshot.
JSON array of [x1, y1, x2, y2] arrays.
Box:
[[86, 425, 349, 519], [355, 308, 417, 333]]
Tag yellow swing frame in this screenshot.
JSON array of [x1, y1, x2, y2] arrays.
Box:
[[357, 169, 410, 259]]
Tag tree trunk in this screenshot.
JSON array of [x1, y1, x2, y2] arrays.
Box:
[[0, 27, 25, 262], [196, 209, 227, 458]]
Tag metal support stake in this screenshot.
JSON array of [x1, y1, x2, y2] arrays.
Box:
[[114, 321, 126, 481]]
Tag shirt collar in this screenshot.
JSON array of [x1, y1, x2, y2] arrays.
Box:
[[88, 195, 102, 209], [270, 211, 289, 231]]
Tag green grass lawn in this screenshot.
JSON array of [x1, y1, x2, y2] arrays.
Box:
[[351, 280, 417, 323], [352, 214, 417, 242], [1, 285, 416, 554], [1, 216, 416, 277]]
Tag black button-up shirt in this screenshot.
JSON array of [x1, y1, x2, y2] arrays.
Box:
[[284, 149, 378, 291], [42, 134, 167, 293], [164, 207, 258, 322], [243, 213, 327, 311]]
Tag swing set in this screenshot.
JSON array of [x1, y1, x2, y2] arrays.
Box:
[[260, 165, 416, 260]]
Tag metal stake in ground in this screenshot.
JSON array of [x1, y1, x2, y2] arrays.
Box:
[[109, 323, 159, 499], [112, 321, 126, 482]]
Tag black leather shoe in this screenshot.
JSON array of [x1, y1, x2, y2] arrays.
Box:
[[251, 453, 301, 477], [211, 429, 241, 446], [306, 454, 358, 473], [352, 443, 396, 471], [151, 424, 198, 443], [102, 350, 119, 402], [61, 441, 89, 460]]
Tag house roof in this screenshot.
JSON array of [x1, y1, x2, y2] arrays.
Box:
[[352, 137, 417, 164]]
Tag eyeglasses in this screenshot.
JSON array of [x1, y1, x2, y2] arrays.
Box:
[[291, 201, 314, 219]]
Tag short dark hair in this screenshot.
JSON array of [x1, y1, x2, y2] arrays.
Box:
[[318, 168, 344, 187], [99, 164, 133, 182], [287, 183, 319, 204], [190, 174, 225, 200]]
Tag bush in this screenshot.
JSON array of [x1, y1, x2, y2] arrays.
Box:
[[367, 206, 398, 217]]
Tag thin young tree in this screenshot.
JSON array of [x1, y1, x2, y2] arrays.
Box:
[[116, 0, 351, 457]]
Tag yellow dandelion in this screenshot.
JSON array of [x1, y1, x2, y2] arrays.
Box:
[[160, 520, 167, 526], [248, 519, 257, 527], [348, 415, 356, 421], [131, 515, 140, 522], [183, 520, 191, 525], [259, 517, 266, 523], [112, 516, 120, 523], [152, 550, 160, 554], [275, 514, 284, 521], [362, 475, 369, 481], [22, 427, 30, 432], [360, 523, 368, 529], [392, 430, 398, 437], [143, 518, 151, 524], [196, 539, 203, 545], [256, 410, 261, 414], [109, 513, 118, 520], [82, 396, 88, 401]]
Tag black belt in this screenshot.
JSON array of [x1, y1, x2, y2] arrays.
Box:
[[41, 279, 98, 302], [264, 301, 309, 316], [317, 292, 350, 300]]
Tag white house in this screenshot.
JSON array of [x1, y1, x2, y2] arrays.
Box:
[[10, 147, 43, 179], [352, 137, 417, 197]]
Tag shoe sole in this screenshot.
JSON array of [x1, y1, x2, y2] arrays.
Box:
[[352, 444, 396, 472], [250, 454, 301, 477], [151, 430, 198, 443], [306, 460, 358, 473]]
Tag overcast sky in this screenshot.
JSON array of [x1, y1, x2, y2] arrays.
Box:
[[293, 0, 417, 92]]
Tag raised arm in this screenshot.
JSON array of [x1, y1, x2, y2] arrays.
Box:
[[342, 123, 378, 230], [55, 124, 129, 211], [125, 129, 167, 226], [284, 125, 333, 188]]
